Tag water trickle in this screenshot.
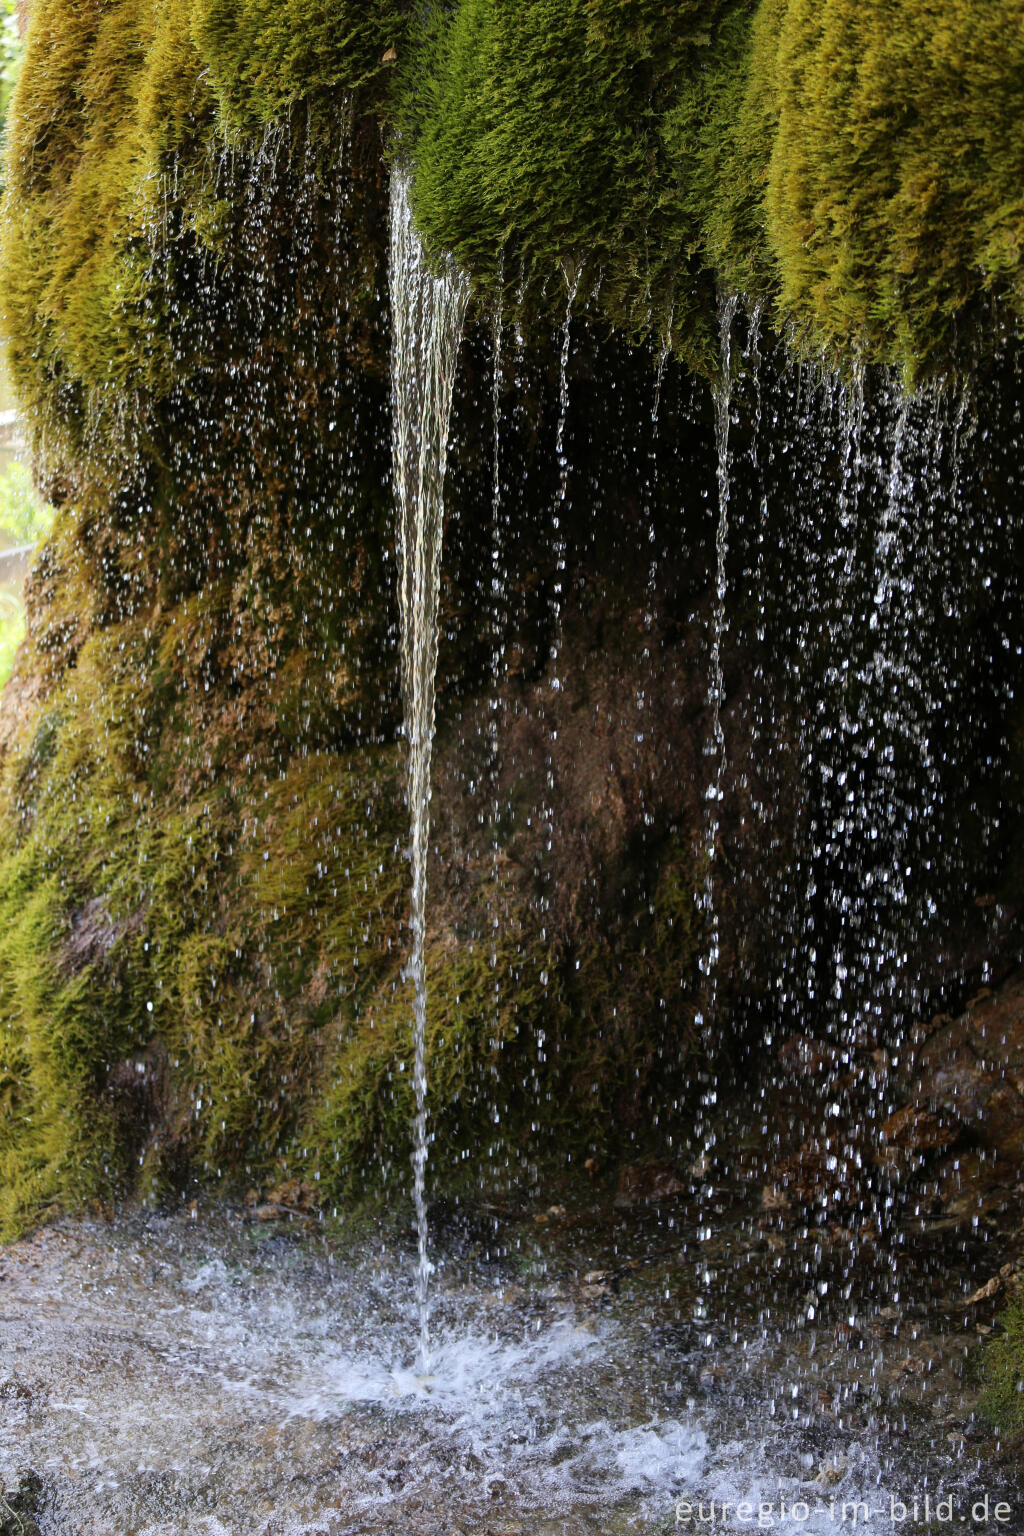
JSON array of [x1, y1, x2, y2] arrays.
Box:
[[388, 165, 469, 1371], [549, 264, 580, 683], [489, 284, 505, 871], [695, 293, 739, 1043]]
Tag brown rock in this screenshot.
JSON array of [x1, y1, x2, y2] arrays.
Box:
[[878, 1104, 958, 1153], [777, 1036, 842, 1080], [933, 1149, 1003, 1207], [965, 1275, 1003, 1306], [766, 1139, 863, 1211], [905, 977, 1024, 1164], [616, 1163, 685, 1204], [265, 1178, 315, 1211]]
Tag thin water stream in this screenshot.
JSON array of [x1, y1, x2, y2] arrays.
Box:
[[389, 166, 469, 1372]]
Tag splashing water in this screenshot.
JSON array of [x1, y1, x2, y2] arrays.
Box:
[[389, 165, 469, 1371]]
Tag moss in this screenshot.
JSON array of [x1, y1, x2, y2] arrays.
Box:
[[0, 0, 193, 466], [982, 1297, 1024, 1431], [0, 579, 412, 1226], [393, 0, 739, 362], [761, 0, 1024, 373], [306, 907, 560, 1196], [190, 0, 405, 136], [390, 0, 1024, 371], [4, 0, 1023, 424]]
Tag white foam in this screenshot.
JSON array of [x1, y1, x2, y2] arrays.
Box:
[[0, 1221, 909, 1533]]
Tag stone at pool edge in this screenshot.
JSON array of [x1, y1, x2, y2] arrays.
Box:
[[0, 1470, 43, 1536]]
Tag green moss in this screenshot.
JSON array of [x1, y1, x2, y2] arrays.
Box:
[[0, 848, 137, 1238], [761, 0, 1024, 372], [982, 1297, 1024, 1430], [0, 0, 193, 464], [190, 0, 404, 136], [0, 573, 412, 1226], [393, 0, 740, 361], [306, 892, 568, 1196], [4, 0, 1023, 427], [392, 0, 1024, 372]]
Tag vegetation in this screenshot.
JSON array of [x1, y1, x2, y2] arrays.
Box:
[[2, 0, 1021, 450], [192, 0, 405, 134], [0, 595, 22, 686], [0, 0, 19, 159], [982, 1297, 1024, 1430]]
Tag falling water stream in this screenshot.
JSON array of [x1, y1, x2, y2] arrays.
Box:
[[389, 166, 469, 1371]]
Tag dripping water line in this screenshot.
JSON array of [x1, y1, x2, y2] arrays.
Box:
[[489, 272, 505, 888], [689, 293, 739, 1233], [695, 294, 739, 1046], [549, 264, 580, 687]]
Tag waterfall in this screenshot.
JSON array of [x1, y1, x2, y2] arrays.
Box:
[[388, 165, 469, 1372]]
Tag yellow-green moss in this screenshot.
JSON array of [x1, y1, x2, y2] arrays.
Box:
[[393, 0, 738, 363], [392, 0, 1024, 371], [982, 1297, 1024, 1431], [763, 0, 1024, 371], [4, 0, 1023, 425], [190, 0, 404, 135]]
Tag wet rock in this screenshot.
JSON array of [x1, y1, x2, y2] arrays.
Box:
[[777, 1036, 842, 1080], [763, 1138, 866, 1213], [965, 1276, 1004, 1306], [896, 975, 1024, 1175], [932, 1148, 1005, 1207], [264, 1178, 316, 1211], [0, 1471, 42, 1536], [878, 1104, 958, 1154], [253, 1178, 319, 1224], [614, 1163, 685, 1207]]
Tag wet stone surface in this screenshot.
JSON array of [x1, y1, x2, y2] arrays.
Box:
[[1, 1162, 1024, 1536]]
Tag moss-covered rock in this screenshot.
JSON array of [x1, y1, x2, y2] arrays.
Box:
[[983, 1295, 1024, 1431], [392, 0, 1024, 372], [5, 0, 1024, 407], [762, 0, 1024, 372]]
